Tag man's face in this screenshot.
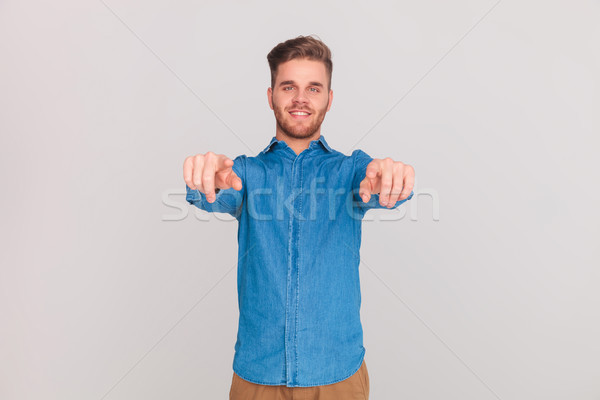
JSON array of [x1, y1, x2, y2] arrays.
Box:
[[268, 58, 333, 139]]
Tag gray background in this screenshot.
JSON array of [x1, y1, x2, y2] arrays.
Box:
[[1, 0, 598, 399]]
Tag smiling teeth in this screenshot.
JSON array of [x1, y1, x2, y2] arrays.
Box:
[[291, 112, 309, 115]]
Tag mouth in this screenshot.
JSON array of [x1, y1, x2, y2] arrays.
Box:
[[288, 110, 311, 120]]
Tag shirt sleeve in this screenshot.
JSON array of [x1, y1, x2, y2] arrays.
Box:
[[352, 149, 414, 212], [185, 154, 246, 218]]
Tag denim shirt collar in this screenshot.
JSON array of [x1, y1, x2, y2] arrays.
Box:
[[260, 134, 333, 155]]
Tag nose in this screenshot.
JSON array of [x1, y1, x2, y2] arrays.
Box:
[[292, 90, 308, 105]]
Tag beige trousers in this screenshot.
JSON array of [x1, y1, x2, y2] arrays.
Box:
[[229, 359, 369, 400]]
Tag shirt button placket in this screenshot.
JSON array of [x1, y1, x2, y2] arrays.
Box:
[[285, 151, 303, 386]]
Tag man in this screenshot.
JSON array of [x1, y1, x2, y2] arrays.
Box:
[[183, 35, 415, 400]]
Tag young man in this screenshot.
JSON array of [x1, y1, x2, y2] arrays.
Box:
[[183, 35, 415, 400]]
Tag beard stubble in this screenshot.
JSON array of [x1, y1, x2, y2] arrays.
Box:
[[272, 97, 329, 139]]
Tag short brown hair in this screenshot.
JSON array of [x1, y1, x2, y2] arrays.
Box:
[[267, 35, 333, 91]]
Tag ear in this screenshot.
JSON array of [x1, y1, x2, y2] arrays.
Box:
[[267, 86, 274, 110], [326, 89, 333, 112]]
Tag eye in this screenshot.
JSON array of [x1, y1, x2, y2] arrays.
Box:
[[283, 86, 294, 91], [309, 87, 319, 93]]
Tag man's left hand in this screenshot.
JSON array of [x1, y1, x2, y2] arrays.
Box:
[[359, 158, 415, 207]]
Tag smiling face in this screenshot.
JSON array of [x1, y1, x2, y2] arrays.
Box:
[[267, 58, 333, 140]]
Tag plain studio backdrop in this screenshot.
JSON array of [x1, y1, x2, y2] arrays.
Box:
[[1, 1, 598, 399]]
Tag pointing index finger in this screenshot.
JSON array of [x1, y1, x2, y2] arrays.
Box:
[[365, 160, 380, 179]]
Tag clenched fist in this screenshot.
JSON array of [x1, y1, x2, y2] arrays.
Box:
[[183, 152, 242, 203]]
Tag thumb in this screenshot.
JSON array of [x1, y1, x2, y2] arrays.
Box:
[[365, 160, 381, 180], [359, 177, 372, 203], [360, 161, 381, 202], [217, 156, 234, 172], [228, 170, 243, 191]]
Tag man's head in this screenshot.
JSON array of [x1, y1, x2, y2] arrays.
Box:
[[267, 35, 334, 140]]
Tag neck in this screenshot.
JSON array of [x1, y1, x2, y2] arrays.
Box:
[[275, 130, 321, 155]]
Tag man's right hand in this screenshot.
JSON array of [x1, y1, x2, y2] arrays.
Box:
[[183, 152, 242, 203]]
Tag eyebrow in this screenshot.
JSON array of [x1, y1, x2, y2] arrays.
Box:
[[279, 80, 324, 88]]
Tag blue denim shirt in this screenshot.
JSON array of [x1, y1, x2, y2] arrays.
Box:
[[186, 135, 413, 387]]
